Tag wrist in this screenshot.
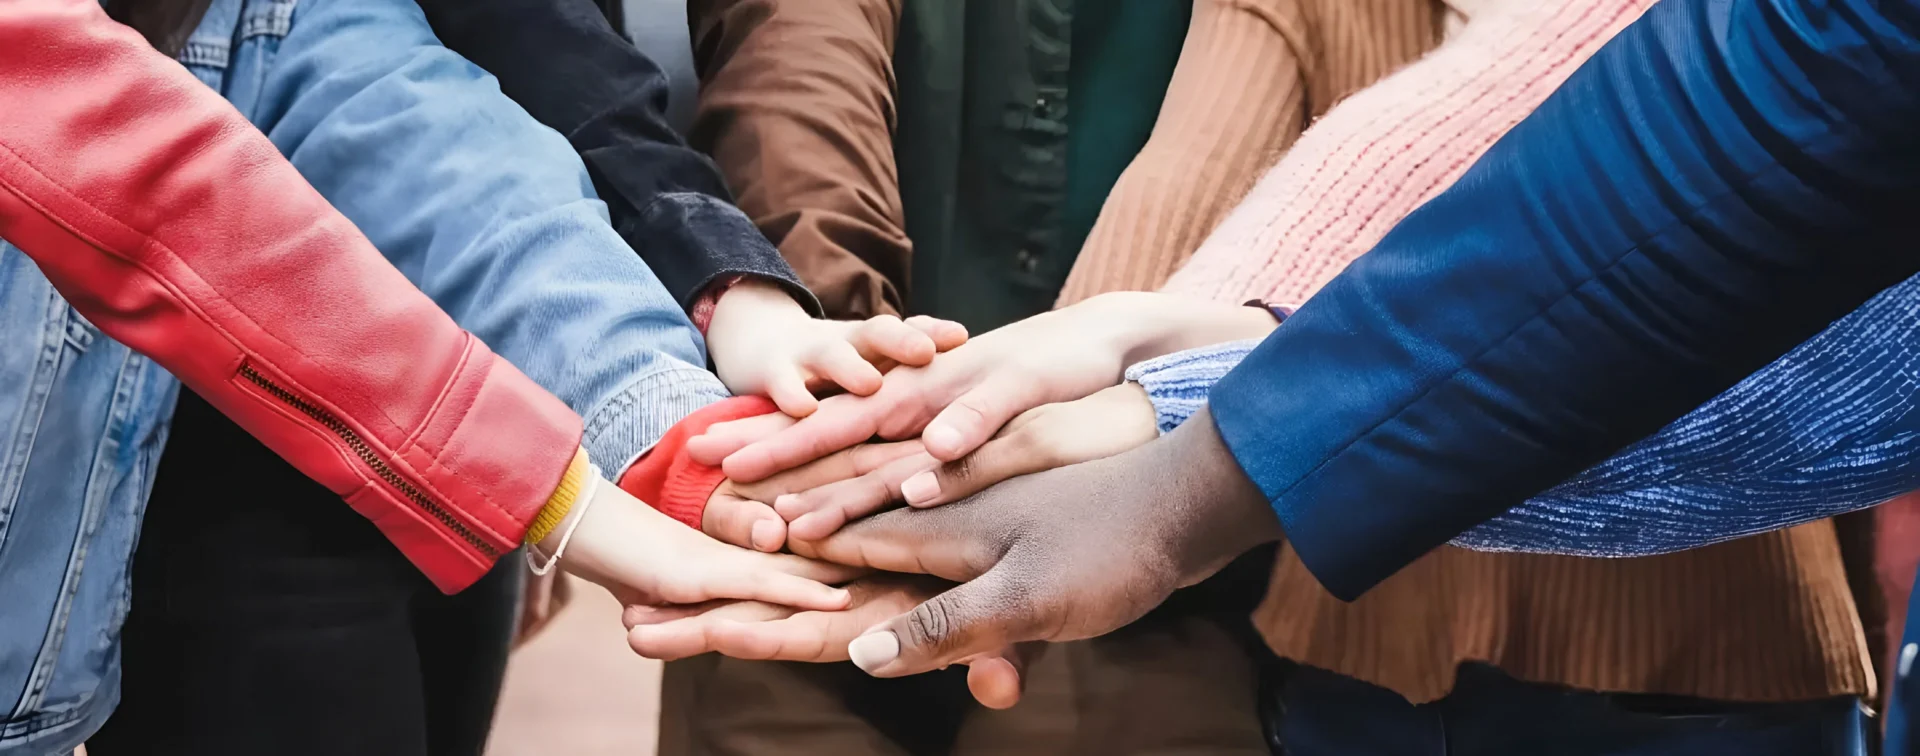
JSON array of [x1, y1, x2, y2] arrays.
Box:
[[526, 447, 593, 546], [1147, 407, 1283, 586], [711, 278, 808, 330], [1069, 292, 1179, 370], [1077, 292, 1279, 369], [690, 274, 748, 335], [617, 396, 779, 530]]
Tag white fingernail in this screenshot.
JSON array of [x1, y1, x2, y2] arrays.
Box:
[[901, 471, 940, 505], [923, 425, 961, 455], [848, 631, 900, 673]]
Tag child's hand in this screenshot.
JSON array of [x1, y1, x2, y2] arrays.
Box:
[[554, 480, 860, 610], [705, 280, 967, 417]]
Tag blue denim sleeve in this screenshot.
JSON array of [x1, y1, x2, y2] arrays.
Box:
[[1206, 0, 1920, 599], [248, 0, 728, 472]]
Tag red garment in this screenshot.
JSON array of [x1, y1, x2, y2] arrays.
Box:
[[620, 396, 777, 529], [0, 0, 582, 593]]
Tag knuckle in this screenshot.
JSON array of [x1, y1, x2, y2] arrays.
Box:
[[945, 454, 976, 484], [905, 599, 958, 654]]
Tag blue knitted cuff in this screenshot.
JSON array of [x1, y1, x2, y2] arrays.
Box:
[[1124, 339, 1261, 435]]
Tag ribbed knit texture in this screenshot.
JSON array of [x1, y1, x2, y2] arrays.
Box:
[[1131, 288, 1920, 559], [1126, 339, 1264, 435], [526, 447, 593, 545], [1055, 0, 1441, 306], [618, 396, 779, 530], [1106, 0, 1873, 704]]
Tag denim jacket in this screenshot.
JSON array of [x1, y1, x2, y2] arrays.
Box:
[[0, 1, 725, 750]]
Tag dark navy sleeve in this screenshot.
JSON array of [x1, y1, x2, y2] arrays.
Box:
[[1208, 0, 1920, 600], [417, 0, 821, 316]]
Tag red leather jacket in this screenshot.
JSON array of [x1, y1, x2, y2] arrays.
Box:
[[0, 0, 582, 592]]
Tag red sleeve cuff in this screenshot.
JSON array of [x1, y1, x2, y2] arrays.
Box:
[[689, 274, 749, 335], [616, 395, 779, 530]]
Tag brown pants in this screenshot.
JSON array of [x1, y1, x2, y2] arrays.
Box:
[[659, 552, 1279, 756]]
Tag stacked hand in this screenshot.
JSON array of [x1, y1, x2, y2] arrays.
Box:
[[704, 279, 969, 416], [609, 293, 1285, 707], [540, 280, 972, 633]]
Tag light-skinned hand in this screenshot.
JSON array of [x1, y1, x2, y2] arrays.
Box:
[[768, 383, 1160, 542], [702, 438, 927, 552], [693, 292, 1276, 482], [705, 280, 967, 417], [552, 479, 861, 611]]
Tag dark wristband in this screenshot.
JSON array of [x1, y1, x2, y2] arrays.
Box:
[[1244, 299, 1295, 324]]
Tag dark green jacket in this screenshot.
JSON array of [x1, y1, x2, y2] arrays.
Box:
[[894, 0, 1190, 331]]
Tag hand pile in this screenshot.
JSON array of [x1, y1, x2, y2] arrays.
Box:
[[617, 292, 1286, 709]]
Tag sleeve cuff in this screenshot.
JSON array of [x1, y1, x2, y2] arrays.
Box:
[[630, 192, 823, 318], [525, 447, 593, 545], [615, 396, 780, 529], [581, 364, 731, 475], [1126, 339, 1262, 435]]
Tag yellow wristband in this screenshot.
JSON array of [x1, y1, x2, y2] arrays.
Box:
[[525, 447, 591, 546]]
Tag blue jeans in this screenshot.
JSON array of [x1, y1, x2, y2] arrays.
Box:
[[1263, 662, 1869, 756], [1883, 563, 1920, 756]]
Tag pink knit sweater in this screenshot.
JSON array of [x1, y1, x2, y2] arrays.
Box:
[[1153, 0, 1876, 705], [1166, 0, 1651, 305]]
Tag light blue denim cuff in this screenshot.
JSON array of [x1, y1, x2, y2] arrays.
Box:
[[1124, 339, 1261, 435], [581, 365, 730, 474]]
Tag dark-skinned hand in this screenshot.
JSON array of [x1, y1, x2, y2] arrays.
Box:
[[786, 408, 1283, 679], [621, 575, 1041, 709]]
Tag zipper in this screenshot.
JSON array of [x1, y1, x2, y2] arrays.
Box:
[[237, 361, 500, 558]]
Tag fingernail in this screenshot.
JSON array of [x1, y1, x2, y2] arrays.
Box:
[[848, 631, 900, 673], [901, 471, 940, 505], [923, 425, 961, 457], [750, 519, 783, 551], [788, 513, 823, 541], [774, 494, 802, 518]]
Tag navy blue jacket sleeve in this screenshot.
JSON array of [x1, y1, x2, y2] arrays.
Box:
[[1209, 0, 1920, 600], [416, 0, 821, 316]]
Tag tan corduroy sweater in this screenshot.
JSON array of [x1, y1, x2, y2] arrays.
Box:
[[1066, 0, 1874, 704]]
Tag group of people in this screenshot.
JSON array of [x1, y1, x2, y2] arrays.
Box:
[[1, 0, 1918, 754]]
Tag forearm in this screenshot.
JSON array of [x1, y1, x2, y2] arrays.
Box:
[[418, 0, 819, 316], [1069, 292, 1278, 370], [0, 0, 582, 591], [1136, 286, 1920, 559], [689, 0, 909, 318], [264, 0, 729, 473], [1209, 0, 1920, 599]]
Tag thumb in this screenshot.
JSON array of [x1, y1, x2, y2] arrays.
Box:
[[920, 375, 1042, 461], [899, 428, 1051, 508], [846, 566, 1038, 678], [963, 641, 1042, 709]]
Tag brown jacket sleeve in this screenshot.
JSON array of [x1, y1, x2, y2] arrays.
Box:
[[689, 0, 909, 318]]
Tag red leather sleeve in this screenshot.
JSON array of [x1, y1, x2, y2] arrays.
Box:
[[0, 0, 582, 593], [619, 396, 778, 529]]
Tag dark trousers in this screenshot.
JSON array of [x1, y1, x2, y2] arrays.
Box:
[[1263, 661, 1871, 756], [87, 392, 519, 756]]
